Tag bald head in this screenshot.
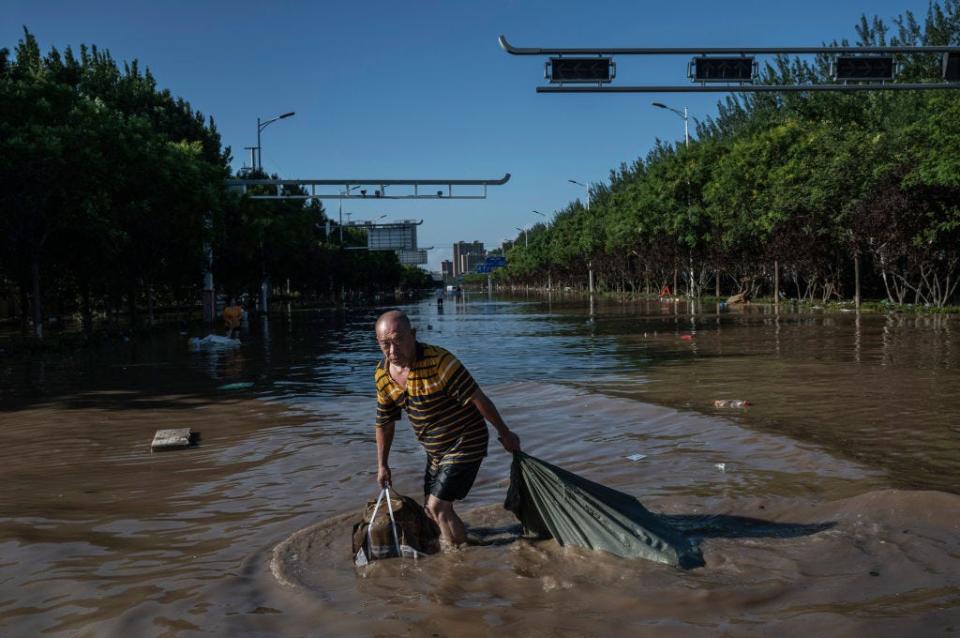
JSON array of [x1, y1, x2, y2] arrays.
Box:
[[375, 310, 417, 368], [375, 310, 412, 335]]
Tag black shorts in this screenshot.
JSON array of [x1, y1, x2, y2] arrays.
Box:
[[424, 459, 483, 502]]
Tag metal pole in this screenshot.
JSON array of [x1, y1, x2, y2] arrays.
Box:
[[774, 259, 779, 307], [202, 212, 215, 323], [256, 117, 262, 171], [498, 35, 960, 56], [539, 83, 960, 93], [854, 251, 861, 310], [683, 106, 689, 147]]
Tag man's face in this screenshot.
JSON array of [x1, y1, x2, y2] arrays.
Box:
[[376, 320, 416, 368]]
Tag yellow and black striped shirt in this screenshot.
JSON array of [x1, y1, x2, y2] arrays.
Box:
[[375, 342, 488, 466]]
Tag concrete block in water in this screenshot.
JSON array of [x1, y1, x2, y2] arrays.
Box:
[[151, 428, 193, 451]]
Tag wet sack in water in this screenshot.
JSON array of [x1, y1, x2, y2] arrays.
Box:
[[504, 452, 704, 569], [352, 488, 440, 566]]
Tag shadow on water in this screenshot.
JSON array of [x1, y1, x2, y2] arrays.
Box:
[[465, 514, 836, 555], [661, 514, 836, 541]]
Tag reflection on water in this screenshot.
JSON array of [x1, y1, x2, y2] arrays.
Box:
[[1, 296, 959, 635]]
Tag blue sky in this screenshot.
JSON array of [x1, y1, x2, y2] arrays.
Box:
[[3, 0, 934, 269]]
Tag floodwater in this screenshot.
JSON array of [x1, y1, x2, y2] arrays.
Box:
[[1, 295, 959, 637]]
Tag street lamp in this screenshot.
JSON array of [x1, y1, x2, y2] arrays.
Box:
[[651, 102, 689, 147], [339, 185, 360, 242], [256, 111, 295, 171], [568, 179, 594, 294], [567, 179, 591, 210], [533, 210, 551, 290], [515, 226, 528, 247], [253, 109, 294, 316], [653, 102, 699, 298]]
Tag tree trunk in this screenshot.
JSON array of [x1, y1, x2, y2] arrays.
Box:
[[82, 283, 93, 336], [147, 286, 156, 325], [854, 251, 861, 309], [774, 260, 779, 306], [128, 284, 139, 329], [31, 257, 43, 339]]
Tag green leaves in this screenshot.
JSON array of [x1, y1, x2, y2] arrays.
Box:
[[499, 2, 960, 304]]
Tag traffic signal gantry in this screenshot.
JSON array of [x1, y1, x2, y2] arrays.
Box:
[[499, 35, 960, 93]]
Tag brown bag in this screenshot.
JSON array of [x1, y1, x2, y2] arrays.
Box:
[[352, 488, 440, 566]]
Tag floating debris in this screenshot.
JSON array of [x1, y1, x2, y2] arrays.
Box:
[[189, 334, 240, 350], [626, 453, 648, 462], [151, 428, 196, 451], [218, 382, 254, 391], [714, 399, 750, 408]]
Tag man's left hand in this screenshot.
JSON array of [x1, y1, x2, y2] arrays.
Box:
[[499, 430, 521, 453]]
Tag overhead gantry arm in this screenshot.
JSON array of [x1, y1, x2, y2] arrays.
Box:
[[227, 173, 511, 200]]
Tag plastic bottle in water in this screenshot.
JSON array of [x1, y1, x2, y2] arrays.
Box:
[[713, 399, 750, 408]]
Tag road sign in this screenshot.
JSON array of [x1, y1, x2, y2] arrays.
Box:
[[689, 57, 756, 82], [832, 56, 896, 81], [476, 264, 492, 274], [547, 58, 615, 83], [485, 256, 507, 267]]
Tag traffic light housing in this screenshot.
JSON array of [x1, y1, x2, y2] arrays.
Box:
[[832, 56, 896, 81], [689, 57, 756, 82], [547, 58, 615, 83]]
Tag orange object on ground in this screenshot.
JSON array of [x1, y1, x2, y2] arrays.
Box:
[[223, 305, 242, 329]]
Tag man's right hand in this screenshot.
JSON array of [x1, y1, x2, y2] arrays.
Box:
[[377, 464, 392, 488]]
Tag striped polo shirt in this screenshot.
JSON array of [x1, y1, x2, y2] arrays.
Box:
[[375, 342, 489, 467]]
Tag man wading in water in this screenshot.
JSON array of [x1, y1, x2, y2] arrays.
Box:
[[373, 310, 521, 547]]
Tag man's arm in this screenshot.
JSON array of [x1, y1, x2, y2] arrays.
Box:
[[470, 389, 521, 453], [375, 421, 395, 488]]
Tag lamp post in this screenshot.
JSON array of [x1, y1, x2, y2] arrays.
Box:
[[515, 226, 528, 247], [256, 111, 295, 171], [254, 111, 294, 314], [533, 210, 550, 290], [339, 185, 360, 242], [652, 103, 701, 299], [567, 179, 590, 210], [651, 102, 688, 147], [568, 179, 594, 295]]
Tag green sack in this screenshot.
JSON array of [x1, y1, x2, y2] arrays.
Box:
[[504, 452, 704, 569]]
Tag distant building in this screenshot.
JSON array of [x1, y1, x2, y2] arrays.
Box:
[[452, 241, 485, 277], [365, 219, 428, 266], [441, 260, 454, 282]]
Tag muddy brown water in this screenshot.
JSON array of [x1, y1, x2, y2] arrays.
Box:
[[1, 296, 959, 636]]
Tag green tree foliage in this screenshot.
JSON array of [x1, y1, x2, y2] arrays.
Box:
[[498, 2, 960, 307], [1, 29, 428, 337]]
